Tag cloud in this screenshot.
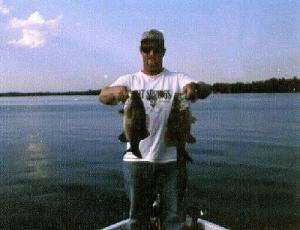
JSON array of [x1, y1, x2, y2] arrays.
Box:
[[8, 11, 62, 48], [8, 29, 46, 48], [0, 1, 10, 15], [9, 11, 62, 29]]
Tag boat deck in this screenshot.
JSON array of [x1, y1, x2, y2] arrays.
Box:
[[101, 218, 228, 230]]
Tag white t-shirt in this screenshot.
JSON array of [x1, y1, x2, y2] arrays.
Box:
[[110, 68, 195, 163]]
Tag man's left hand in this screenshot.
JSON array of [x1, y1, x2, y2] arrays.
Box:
[[182, 82, 198, 102]]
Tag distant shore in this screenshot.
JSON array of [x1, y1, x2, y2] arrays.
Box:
[[211, 77, 299, 94], [0, 90, 101, 97], [1, 77, 299, 97]]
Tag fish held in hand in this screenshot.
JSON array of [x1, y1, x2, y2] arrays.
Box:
[[165, 94, 196, 163], [119, 90, 149, 158]]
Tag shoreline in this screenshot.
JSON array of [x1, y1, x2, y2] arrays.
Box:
[[0, 91, 299, 98], [0, 90, 101, 97], [2, 77, 299, 97]]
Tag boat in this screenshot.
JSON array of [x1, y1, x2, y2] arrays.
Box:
[[101, 218, 229, 230], [101, 192, 228, 229]]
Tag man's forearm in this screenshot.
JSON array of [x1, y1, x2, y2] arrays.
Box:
[[99, 86, 129, 105], [99, 87, 119, 105]]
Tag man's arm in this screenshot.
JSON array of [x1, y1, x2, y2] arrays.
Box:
[[99, 86, 129, 105]]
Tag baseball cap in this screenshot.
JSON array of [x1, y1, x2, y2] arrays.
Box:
[[141, 29, 164, 44]]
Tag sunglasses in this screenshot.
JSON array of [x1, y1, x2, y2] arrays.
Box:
[[141, 46, 164, 54]]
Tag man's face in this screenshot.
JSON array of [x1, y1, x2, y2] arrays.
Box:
[[140, 40, 165, 73]]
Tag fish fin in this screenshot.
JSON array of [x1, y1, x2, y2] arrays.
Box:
[[191, 116, 197, 123], [177, 148, 193, 164], [129, 141, 143, 158], [124, 148, 142, 158], [118, 109, 124, 115], [132, 149, 142, 158], [118, 132, 128, 142], [186, 134, 196, 143], [177, 160, 187, 206]]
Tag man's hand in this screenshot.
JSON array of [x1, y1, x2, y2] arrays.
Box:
[[115, 86, 129, 103], [99, 86, 129, 105], [182, 82, 198, 102], [182, 82, 212, 102]]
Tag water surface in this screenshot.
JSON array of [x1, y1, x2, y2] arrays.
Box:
[[0, 94, 299, 229]]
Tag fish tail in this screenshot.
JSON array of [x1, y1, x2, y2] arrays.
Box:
[[123, 148, 142, 159], [177, 145, 193, 163], [191, 116, 197, 123], [186, 134, 196, 143], [129, 141, 143, 158], [177, 159, 188, 207], [118, 132, 128, 142]]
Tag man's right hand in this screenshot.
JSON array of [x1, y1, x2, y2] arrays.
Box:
[[116, 86, 129, 103], [99, 86, 129, 105]]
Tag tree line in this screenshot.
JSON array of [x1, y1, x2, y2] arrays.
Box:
[[0, 90, 100, 97], [211, 77, 299, 94], [1, 77, 299, 97]]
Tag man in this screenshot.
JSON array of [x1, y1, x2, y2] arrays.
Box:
[[99, 29, 199, 229]]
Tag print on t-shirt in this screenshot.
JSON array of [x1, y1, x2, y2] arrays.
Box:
[[137, 89, 172, 107]]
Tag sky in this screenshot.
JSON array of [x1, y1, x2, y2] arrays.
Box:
[[0, 0, 299, 92]]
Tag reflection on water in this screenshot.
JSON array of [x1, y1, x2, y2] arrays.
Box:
[[25, 134, 50, 179]]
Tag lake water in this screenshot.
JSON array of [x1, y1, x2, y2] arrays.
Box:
[[0, 94, 299, 229]]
